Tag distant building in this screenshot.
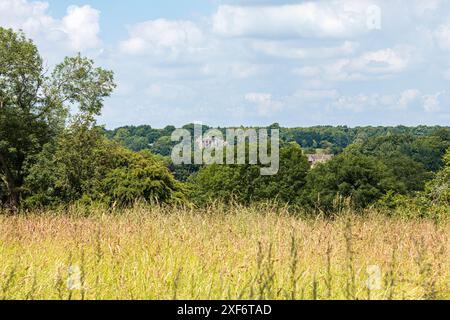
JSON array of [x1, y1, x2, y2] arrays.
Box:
[[307, 154, 333, 168]]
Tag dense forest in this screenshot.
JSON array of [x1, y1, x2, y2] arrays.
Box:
[[1, 27, 449, 217], [104, 124, 450, 214]]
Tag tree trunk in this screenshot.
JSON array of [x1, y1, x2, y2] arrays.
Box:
[[6, 188, 20, 212], [0, 154, 20, 212]]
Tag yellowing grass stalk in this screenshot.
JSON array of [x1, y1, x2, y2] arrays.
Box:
[[0, 204, 448, 300]]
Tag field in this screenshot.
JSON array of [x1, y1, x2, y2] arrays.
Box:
[[0, 204, 448, 300]]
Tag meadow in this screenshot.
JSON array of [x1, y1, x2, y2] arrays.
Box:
[[0, 204, 448, 300]]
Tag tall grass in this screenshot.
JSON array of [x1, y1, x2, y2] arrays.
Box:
[[0, 203, 448, 300]]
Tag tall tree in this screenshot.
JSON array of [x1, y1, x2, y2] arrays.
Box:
[[190, 143, 310, 206], [0, 28, 115, 209]]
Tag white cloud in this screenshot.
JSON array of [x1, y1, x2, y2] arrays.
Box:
[[349, 47, 412, 74], [293, 66, 321, 77], [62, 5, 101, 51], [245, 92, 283, 116], [326, 89, 444, 113], [331, 93, 375, 111], [294, 89, 339, 100], [0, 0, 53, 36], [245, 92, 272, 104], [398, 89, 420, 109], [443, 68, 450, 80], [252, 40, 357, 59], [202, 62, 263, 79], [146, 83, 197, 101], [213, 1, 376, 38], [120, 19, 204, 56], [412, 0, 442, 16], [423, 92, 443, 112], [294, 46, 414, 82], [0, 0, 101, 52], [434, 22, 450, 51], [291, 89, 429, 112]]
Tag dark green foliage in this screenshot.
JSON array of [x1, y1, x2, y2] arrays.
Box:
[[354, 130, 450, 173], [410, 129, 450, 172], [350, 131, 450, 194], [24, 120, 186, 208], [101, 150, 186, 207], [150, 136, 176, 157], [189, 143, 310, 206], [169, 163, 202, 182], [422, 148, 450, 206], [0, 28, 53, 208], [24, 119, 121, 206], [302, 152, 393, 210], [104, 125, 163, 152], [0, 28, 115, 209]]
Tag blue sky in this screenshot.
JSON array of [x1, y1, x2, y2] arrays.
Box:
[[1, 0, 450, 128]]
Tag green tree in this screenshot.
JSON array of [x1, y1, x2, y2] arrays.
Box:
[[102, 150, 186, 207], [423, 148, 450, 206], [302, 152, 393, 210], [24, 119, 120, 206], [351, 133, 439, 193], [190, 143, 310, 206], [25, 120, 186, 207], [0, 28, 115, 209], [150, 136, 175, 157], [411, 129, 450, 172]]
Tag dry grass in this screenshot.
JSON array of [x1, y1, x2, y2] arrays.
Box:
[[0, 204, 448, 300]]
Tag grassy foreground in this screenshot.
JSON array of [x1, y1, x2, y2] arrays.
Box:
[[0, 204, 448, 300]]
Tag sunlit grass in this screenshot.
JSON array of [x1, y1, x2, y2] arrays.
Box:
[[0, 204, 448, 300]]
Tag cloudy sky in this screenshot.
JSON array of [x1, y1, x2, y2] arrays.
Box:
[[1, 0, 450, 128]]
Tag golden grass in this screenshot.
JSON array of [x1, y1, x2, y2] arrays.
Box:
[[0, 204, 448, 300]]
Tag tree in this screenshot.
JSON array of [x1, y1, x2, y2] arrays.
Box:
[[423, 148, 450, 206], [411, 129, 450, 172], [25, 120, 187, 207], [189, 142, 310, 206], [150, 136, 175, 157], [24, 119, 120, 206], [351, 133, 440, 193], [0, 28, 115, 209], [302, 152, 393, 210], [102, 150, 187, 207]]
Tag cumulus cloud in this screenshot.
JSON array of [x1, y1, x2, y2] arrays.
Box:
[[202, 62, 263, 79], [294, 89, 339, 100], [434, 22, 450, 51], [120, 19, 204, 56], [0, 0, 53, 37], [213, 1, 376, 38], [325, 89, 444, 113], [146, 83, 197, 101], [349, 47, 412, 74], [423, 92, 443, 112], [295, 46, 414, 82], [62, 5, 101, 51], [0, 0, 101, 52], [252, 40, 358, 60], [245, 92, 283, 116], [398, 89, 420, 109], [412, 0, 442, 16], [292, 66, 321, 77]]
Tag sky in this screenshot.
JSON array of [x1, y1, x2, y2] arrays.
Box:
[[1, 0, 450, 129]]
